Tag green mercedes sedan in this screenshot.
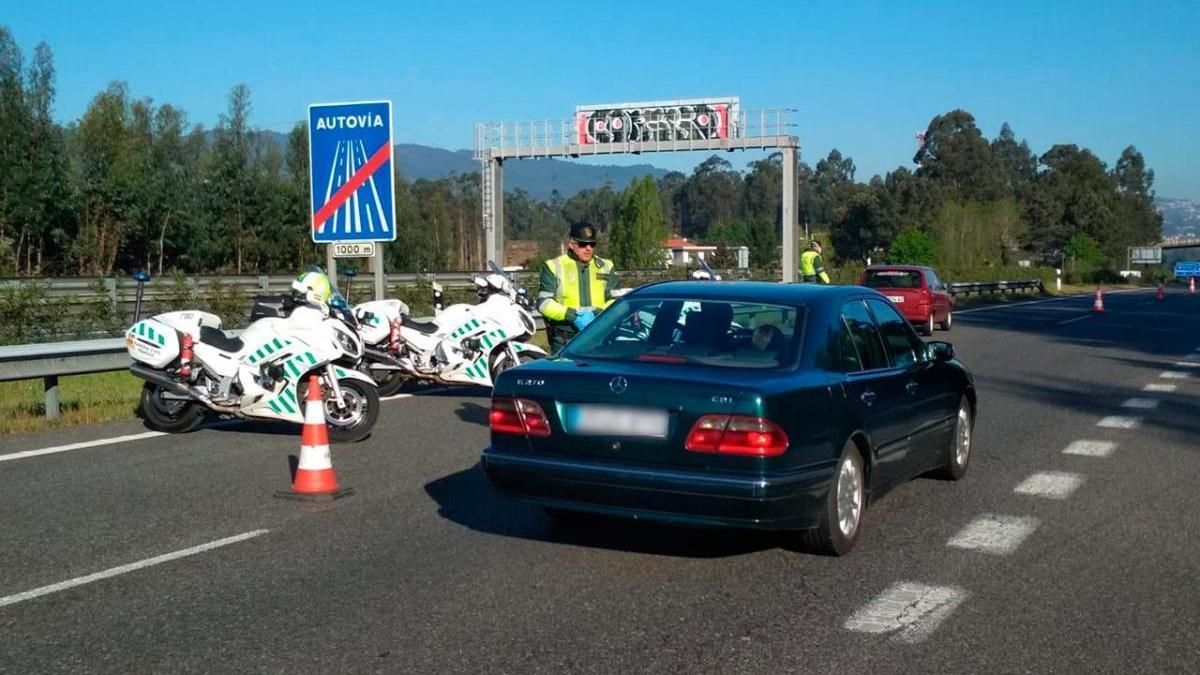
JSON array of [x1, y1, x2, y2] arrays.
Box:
[[481, 281, 976, 555]]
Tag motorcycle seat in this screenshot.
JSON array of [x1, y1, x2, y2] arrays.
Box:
[[405, 318, 440, 335], [199, 326, 245, 353]]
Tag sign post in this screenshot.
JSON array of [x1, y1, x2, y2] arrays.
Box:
[[308, 100, 397, 300]]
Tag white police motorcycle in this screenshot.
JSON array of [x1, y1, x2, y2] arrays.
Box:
[[125, 272, 379, 443], [347, 262, 547, 393]]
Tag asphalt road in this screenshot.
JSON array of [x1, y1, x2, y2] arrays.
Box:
[[1, 287, 1198, 673]]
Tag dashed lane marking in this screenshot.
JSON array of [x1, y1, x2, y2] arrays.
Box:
[[0, 530, 269, 608], [954, 288, 1151, 316], [1063, 440, 1116, 457], [1160, 371, 1189, 379], [1097, 416, 1141, 429], [1144, 383, 1177, 393], [1014, 471, 1085, 499], [1172, 361, 1200, 369], [843, 582, 968, 643], [947, 515, 1039, 555], [1121, 398, 1160, 410]]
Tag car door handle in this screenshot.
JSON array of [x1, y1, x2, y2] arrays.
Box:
[[860, 390, 877, 406], [906, 381, 919, 395]]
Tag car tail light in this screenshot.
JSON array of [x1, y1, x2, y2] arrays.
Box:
[[685, 415, 788, 457], [919, 288, 932, 307], [490, 397, 551, 437]]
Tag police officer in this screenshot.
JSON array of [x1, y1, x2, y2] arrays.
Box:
[[538, 223, 618, 353], [800, 240, 831, 284]]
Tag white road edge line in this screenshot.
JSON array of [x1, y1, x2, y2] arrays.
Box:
[[1160, 371, 1189, 379], [1055, 314, 1093, 326], [0, 431, 167, 463], [843, 582, 968, 643], [953, 288, 1149, 315], [1063, 440, 1116, 457], [947, 514, 1039, 555], [2, 390, 434, 463], [0, 529, 269, 608], [1144, 383, 1177, 393], [1014, 471, 1085, 499]]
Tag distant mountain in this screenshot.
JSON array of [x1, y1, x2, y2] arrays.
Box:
[[1156, 197, 1200, 240], [254, 133, 668, 200], [393, 143, 669, 200]]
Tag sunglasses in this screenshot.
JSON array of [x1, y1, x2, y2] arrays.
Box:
[[574, 241, 596, 248]]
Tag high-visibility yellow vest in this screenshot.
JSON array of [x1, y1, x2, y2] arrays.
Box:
[[800, 250, 822, 276], [538, 254, 615, 322]]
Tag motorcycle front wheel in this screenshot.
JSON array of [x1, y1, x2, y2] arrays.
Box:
[[320, 378, 380, 444], [139, 382, 204, 433], [489, 349, 544, 384]]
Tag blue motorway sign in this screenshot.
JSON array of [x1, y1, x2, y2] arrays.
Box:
[[308, 100, 396, 243], [1174, 261, 1199, 278]]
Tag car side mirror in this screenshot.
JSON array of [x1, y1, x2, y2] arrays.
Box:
[[928, 341, 955, 362]]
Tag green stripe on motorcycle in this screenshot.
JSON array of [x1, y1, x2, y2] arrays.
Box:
[[263, 342, 275, 355], [268, 400, 281, 413], [279, 397, 295, 414], [482, 336, 493, 349], [471, 319, 479, 328], [272, 338, 283, 349], [284, 388, 297, 403], [286, 361, 300, 378], [156, 332, 165, 345], [305, 353, 316, 365]]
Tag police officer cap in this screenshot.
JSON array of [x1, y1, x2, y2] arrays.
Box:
[[570, 223, 597, 244]]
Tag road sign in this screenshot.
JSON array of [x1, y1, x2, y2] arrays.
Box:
[[1174, 261, 1199, 277], [1130, 246, 1162, 264], [331, 242, 376, 258], [308, 100, 397, 244]]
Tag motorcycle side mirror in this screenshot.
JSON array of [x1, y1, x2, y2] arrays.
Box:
[[329, 297, 348, 309], [132, 271, 151, 283]]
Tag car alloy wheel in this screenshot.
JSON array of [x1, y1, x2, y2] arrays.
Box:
[[836, 454, 864, 538], [954, 404, 971, 468]]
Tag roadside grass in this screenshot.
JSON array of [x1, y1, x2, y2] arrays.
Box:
[[0, 371, 142, 435]]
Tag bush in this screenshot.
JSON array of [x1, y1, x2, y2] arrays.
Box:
[[887, 228, 937, 266], [0, 281, 67, 345]]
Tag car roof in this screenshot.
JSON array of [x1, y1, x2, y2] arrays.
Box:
[[864, 264, 927, 272], [626, 280, 865, 311]]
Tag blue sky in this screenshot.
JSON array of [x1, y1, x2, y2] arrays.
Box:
[[5, 0, 1198, 198]]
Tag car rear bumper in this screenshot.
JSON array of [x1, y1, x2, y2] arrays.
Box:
[[481, 447, 837, 530]]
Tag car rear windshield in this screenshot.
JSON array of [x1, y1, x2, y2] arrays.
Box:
[[862, 269, 923, 289], [563, 298, 804, 369]]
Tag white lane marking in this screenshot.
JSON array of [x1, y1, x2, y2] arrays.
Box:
[[1055, 314, 1093, 326], [1121, 398, 1160, 410], [0, 431, 166, 464], [1172, 361, 1200, 369], [1, 391, 434, 464], [1144, 383, 1177, 393], [1063, 440, 1116, 457], [0, 530, 269, 608], [1097, 416, 1141, 429], [953, 288, 1149, 315], [843, 582, 967, 643], [947, 515, 1039, 555], [1014, 471, 1085, 499], [1160, 371, 1189, 379]]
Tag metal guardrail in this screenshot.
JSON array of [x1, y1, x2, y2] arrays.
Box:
[[947, 280, 1043, 296], [1, 277, 1043, 422]]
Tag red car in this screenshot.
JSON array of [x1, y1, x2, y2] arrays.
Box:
[[857, 265, 953, 335]]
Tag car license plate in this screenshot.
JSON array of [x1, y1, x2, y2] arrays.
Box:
[[567, 405, 669, 438], [888, 295, 905, 303]]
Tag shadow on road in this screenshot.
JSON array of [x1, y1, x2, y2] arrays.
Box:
[[453, 402, 490, 426], [424, 462, 778, 559]]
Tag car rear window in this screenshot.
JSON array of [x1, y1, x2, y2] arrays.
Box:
[[862, 269, 923, 289], [563, 298, 804, 369]]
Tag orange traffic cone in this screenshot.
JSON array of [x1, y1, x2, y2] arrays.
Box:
[[1092, 286, 1105, 313], [275, 376, 353, 501], [1191, 277, 1196, 296], [1156, 283, 1165, 301]]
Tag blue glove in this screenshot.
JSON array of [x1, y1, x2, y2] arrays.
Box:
[[573, 310, 595, 331]]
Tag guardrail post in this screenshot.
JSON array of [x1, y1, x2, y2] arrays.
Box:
[[44, 375, 60, 421], [258, 275, 270, 293], [105, 277, 118, 313]]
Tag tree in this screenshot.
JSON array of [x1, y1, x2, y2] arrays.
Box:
[[808, 149, 856, 230], [610, 176, 668, 269], [207, 84, 258, 273], [830, 182, 893, 262], [678, 156, 741, 238], [887, 227, 937, 265], [991, 122, 1037, 201], [915, 110, 1007, 202]]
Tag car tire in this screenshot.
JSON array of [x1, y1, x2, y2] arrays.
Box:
[[800, 440, 865, 556], [921, 314, 935, 336], [139, 383, 204, 433], [939, 310, 953, 331], [932, 398, 972, 481]]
